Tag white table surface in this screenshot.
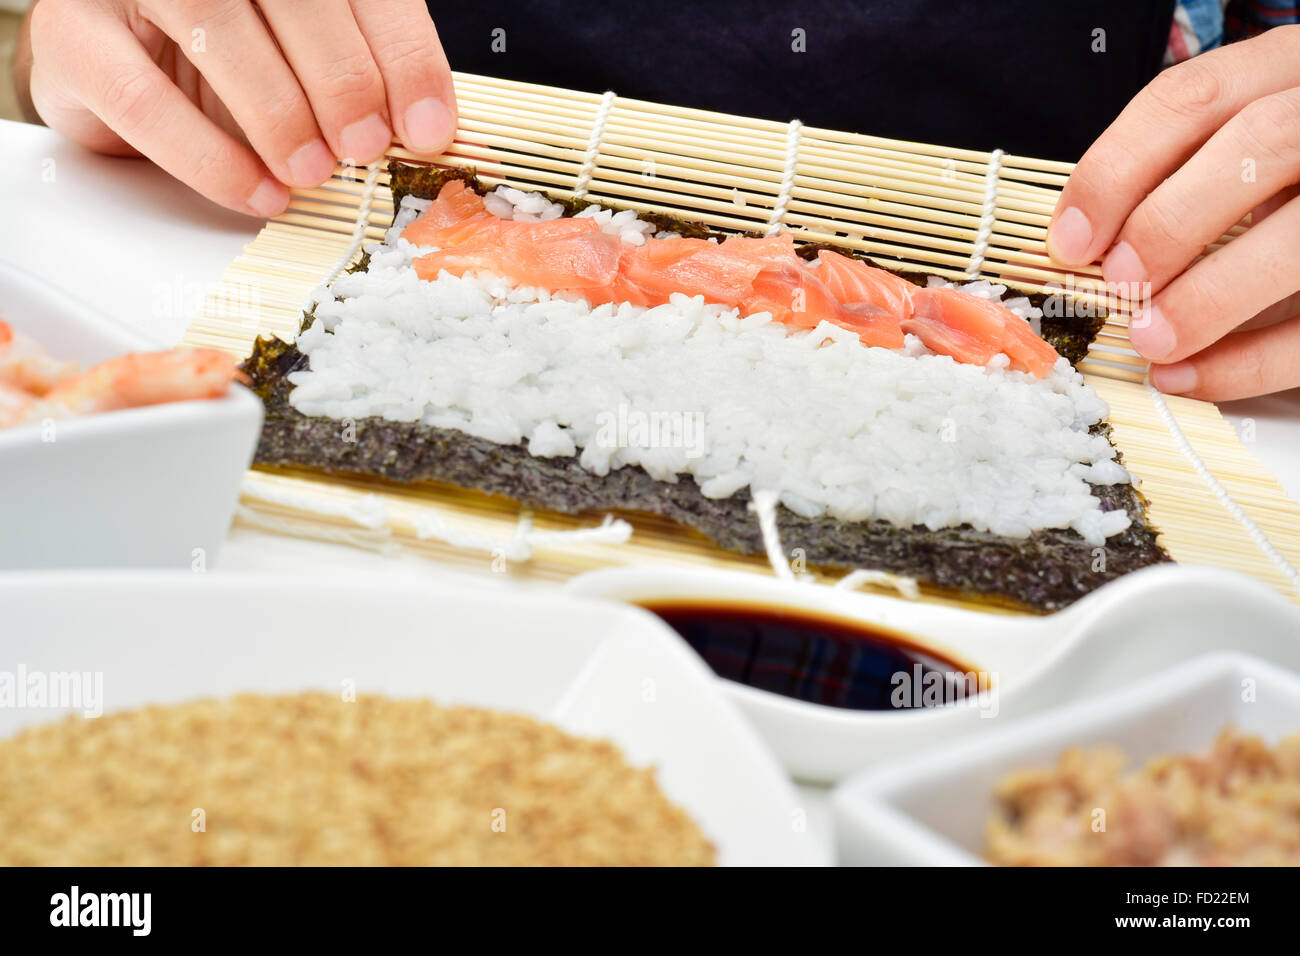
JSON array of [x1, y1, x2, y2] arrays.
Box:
[[3, 116, 1296, 864]]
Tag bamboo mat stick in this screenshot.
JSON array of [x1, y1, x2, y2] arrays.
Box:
[[184, 71, 1300, 610]]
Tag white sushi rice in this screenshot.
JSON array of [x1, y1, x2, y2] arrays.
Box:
[[292, 192, 1132, 545]]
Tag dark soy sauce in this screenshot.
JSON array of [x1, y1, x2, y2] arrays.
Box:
[[641, 602, 980, 712]]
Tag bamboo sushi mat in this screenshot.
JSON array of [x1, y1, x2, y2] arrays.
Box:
[[184, 72, 1300, 611]]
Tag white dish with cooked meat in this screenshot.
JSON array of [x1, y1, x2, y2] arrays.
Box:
[[830, 651, 1300, 865]]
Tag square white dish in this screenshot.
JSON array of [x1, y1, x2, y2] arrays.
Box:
[[830, 651, 1300, 865], [0, 571, 825, 866], [0, 261, 262, 569]]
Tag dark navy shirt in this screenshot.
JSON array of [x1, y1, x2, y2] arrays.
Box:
[[430, 1, 1175, 161]]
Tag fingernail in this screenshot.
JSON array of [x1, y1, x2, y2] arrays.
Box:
[[287, 138, 335, 186], [402, 97, 454, 153], [1151, 360, 1197, 395], [1130, 304, 1176, 360], [246, 177, 289, 218], [1102, 240, 1147, 287], [1048, 206, 1093, 265], [339, 113, 392, 163]]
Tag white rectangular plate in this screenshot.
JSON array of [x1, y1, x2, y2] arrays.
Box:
[[0, 571, 825, 866]]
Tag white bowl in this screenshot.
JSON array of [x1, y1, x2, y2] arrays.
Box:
[[0, 571, 825, 866], [830, 651, 1300, 865], [0, 261, 262, 569], [566, 563, 1300, 782]]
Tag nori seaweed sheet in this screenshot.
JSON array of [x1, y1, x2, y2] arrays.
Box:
[[244, 162, 1169, 612]]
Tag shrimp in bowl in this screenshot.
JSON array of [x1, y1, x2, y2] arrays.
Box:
[[0, 318, 246, 430]]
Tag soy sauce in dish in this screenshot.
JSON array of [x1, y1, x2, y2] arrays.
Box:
[[640, 602, 980, 712]]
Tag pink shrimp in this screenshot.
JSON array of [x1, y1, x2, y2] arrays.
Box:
[[0, 319, 79, 395], [43, 348, 245, 416], [0, 382, 39, 430]]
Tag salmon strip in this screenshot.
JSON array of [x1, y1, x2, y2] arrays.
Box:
[[817, 250, 916, 318], [742, 265, 844, 330], [900, 315, 1000, 367], [400, 181, 487, 246], [414, 230, 622, 289], [993, 307, 1060, 377], [406, 182, 1061, 370], [425, 215, 601, 251], [623, 239, 765, 306], [911, 287, 1006, 347], [837, 303, 906, 349], [743, 268, 904, 347], [913, 287, 1056, 377], [719, 234, 802, 270], [642, 236, 707, 265], [519, 232, 624, 290], [420, 214, 498, 249], [561, 248, 654, 307]]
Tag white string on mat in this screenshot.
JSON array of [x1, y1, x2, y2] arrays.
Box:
[[243, 473, 632, 563], [766, 119, 803, 236], [241, 476, 388, 529], [749, 493, 921, 596], [317, 161, 384, 291], [413, 506, 632, 562], [527, 515, 633, 552], [233, 506, 398, 556], [964, 148, 1004, 279], [573, 89, 617, 200], [835, 569, 921, 600], [1145, 381, 1300, 596], [748, 489, 795, 581]]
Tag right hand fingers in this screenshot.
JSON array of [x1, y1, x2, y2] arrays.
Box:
[[38, 1, 290, 217]]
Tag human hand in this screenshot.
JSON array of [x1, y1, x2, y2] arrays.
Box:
[[1047, 26, 1300, 401], [20, 0, 457, 217]]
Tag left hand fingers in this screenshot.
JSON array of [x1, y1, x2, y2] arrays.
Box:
[[1150, 313, 1300, 401], [1129, 192, 1300, 363], [258, 0, 392, 164], [1101, 88, 1300, 295]]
